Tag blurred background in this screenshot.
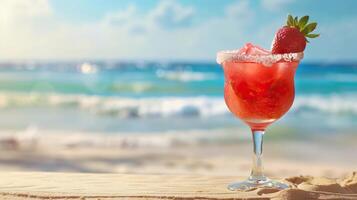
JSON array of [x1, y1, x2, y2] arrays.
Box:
[[0, 0, 355, 177]]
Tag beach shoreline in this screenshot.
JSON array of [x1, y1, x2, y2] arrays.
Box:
[[0, 130, 355, 179]]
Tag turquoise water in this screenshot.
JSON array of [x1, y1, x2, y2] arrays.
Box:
[[0, 61, 355, 136]]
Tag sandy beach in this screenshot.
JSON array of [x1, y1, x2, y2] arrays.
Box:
[[0, 130, 355, 179]]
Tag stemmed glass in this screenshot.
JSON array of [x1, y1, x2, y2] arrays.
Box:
[[217, 50, 303, 190]]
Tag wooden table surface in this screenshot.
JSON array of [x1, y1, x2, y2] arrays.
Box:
[[0, 172, 277, 199], [0, 172, 356, 200]]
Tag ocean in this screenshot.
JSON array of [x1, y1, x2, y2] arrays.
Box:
[[0, 61, 355, 143]]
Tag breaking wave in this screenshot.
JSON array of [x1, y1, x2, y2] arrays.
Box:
[[0, 93, 355, 118]]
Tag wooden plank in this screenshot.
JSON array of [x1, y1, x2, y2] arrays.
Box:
[[0, 172, 355, 200], [0, 172, 254, 199]]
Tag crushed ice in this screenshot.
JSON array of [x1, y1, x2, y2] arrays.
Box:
[[216, 43, 304, 66]]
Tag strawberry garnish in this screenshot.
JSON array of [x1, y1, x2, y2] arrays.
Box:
[[271, 15, 319, 54]]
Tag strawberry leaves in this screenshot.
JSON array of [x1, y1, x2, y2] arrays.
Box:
[[302, 22, 317, 34], [286, 14, 319, 39], [306, 33, 320, 38], [294, 17, 298, 26], [287, 15, 294, 26], [298, 16, 309, 28]]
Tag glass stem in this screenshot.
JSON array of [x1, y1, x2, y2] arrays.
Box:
[[249, 129, 267, 182]]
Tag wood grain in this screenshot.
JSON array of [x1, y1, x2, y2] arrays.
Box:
[[0, 172, 355, 200], [0, 172, 257, 199]]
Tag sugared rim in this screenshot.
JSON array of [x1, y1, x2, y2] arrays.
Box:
[[216, 50, 304, 66]]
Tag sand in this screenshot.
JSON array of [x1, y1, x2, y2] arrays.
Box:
[[0, 145, 353, 176], [0, 132, 355, 199], [0, 139, 354, 178]]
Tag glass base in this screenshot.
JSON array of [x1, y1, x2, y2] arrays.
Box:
[[228, 176, 289, 191]]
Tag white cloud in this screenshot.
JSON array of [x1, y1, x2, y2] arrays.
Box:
[[149, 0, 195, 29], [102, 0, 195, 34], [98, 0, 253, 60], [305, 18, 357, 61], [261, 0, 295, 11], [104, 0, 195, 30], [104, 5, 148, 34], [0, 0, 52, 30], [225, 0, 253, 19], [0, 0, 255, 61], [104, 4, 137, 26], [2, 0, 352, 61]]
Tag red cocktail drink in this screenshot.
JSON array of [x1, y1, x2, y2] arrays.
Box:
[[223, 61, 298, 130], [217, 14, 318, 191], [217, 43, 303, 190]]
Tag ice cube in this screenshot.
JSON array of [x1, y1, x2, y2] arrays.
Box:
[[240, 43, 270, 55]]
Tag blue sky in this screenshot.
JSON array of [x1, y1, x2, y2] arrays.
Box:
[[1, 0, 357, 61]]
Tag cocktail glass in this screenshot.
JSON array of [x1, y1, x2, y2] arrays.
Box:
[[217, 49, 303, 191]]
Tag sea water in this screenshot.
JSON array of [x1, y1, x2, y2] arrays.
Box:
[[0, 61, 355, 143]]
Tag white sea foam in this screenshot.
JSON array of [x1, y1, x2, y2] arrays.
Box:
[[216, 50, 304, 66], [293, 94, 357, 114], [0, 93, 228, 118], [0, 93, 355, 118], [0, 127, 249, 149]]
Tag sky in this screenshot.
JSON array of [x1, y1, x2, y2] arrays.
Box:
[[0, 0, 356, 62]]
